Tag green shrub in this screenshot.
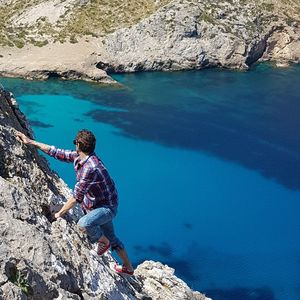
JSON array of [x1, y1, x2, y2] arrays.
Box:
[[14, 39, 25, 48], [32, 39, 49, 47], [200, 12, 215, 24], [10, 269, 30, 296], [261, 2, 274, 11], [70, 35, 78, 43]]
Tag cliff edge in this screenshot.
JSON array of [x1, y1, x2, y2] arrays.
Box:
[[0, 88, 210, 299]]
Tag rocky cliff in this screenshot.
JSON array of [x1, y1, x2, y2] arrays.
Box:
[[0, 0, 299, 82], [101, 0, 300, 72], [0, 88, 210, 299]]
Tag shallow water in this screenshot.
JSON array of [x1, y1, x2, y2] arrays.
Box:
[[2, 64, 300, 300]]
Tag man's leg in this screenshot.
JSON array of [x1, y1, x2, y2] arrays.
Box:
[[101, 221, 134, 273], [115, 248, 133, 272], [77, 207, 113, 246]]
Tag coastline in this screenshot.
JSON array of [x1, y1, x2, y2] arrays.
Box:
[[0, 37, 299, 84], [0, 38, 116, 84]]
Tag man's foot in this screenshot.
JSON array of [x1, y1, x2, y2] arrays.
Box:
[[97, 240, 111, 256], [114, 264, 134, 276]]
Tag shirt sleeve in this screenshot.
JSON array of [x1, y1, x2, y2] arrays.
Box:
[[47, 146, 78, 163], [73, 167, 94, 203]]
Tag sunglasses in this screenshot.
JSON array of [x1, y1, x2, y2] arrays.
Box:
[[73, 139, 77, 145]]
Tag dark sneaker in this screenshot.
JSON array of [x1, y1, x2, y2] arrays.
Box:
[[114, 264, 134, 276], [97, 240, 110, 255]]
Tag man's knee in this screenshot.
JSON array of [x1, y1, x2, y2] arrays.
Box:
[[77, 218, 88, 231], [78, 226, 86, 232]]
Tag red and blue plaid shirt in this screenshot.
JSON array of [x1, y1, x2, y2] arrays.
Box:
[[48, 146, 118, 211]]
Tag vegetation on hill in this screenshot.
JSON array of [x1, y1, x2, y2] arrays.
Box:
[[0, 0, 299, 48], [0, 0, 172, 47]]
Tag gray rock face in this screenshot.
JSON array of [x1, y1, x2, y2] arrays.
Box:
[[0, 88, 210, 299], [101, 0, 300, 72], [134, 261, 207, 300]]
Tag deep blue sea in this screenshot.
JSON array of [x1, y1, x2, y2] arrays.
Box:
[[1, 63, 300, 300]]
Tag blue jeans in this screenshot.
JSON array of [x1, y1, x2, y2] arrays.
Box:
[[77, 206, 124, 251]]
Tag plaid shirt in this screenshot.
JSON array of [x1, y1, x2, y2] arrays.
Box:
[[48, 146, 118, 211]]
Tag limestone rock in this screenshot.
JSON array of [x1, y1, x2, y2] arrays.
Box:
[[0, 41, 115, 84], [101, 0, 300, 72], [0, 88, 209, 299], [261, 26, 300, 66], [134, 261, 210, 300]]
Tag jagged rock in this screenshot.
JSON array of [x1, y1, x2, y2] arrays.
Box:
[[101, 0, 300, 72], [261, 26, 300, 66], [0, 88, 210, 299], [134, 261, 208, 300], [1, 281, 27, 300]]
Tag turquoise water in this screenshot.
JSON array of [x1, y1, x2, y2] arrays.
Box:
[[1, 64, 300, 300]]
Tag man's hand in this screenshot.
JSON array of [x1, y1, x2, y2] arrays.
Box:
[[16, 131, 33, 145], [53, 197, 77, 221], [54, 212, 62, 219], [15, 130, 51, 153]]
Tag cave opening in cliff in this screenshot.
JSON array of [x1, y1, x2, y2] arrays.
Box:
[[47, 72, 62, 79]]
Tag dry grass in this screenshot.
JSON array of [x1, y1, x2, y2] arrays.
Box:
[[0, 0, 172, 46], [61, 0, 172, 37], [0, 0, 298, 47]]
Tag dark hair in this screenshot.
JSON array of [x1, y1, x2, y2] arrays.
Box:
[[74, 129, 96, 154]]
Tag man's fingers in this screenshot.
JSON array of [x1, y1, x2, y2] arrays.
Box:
[[17, 136, 25, 144], [15, 131, 25, 142], [15, 131, 30, 144], [16, 135, 25, 143]]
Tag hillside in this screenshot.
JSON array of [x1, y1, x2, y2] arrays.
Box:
[[0, 0, 299, 81], [0, 0, 172, 47]]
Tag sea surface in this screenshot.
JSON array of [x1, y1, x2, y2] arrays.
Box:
[[1, 63, 300, 300]]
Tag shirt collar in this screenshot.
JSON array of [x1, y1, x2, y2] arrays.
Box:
[[75, 153, 95, 169]]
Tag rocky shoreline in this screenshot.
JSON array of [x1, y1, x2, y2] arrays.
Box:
[[0, 40, 116, 84], [0, 88, 210, 299], [0, 0, 299, 83]]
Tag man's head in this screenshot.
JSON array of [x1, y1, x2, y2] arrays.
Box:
[[74, 129, 96, 155]]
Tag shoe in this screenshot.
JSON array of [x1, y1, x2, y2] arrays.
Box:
[[96, 240, 110, 256], [114, 264, 134, 276]]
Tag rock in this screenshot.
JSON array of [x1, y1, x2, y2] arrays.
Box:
[[260, 26, 300, 65], [0, 40, 116, 84], [101, 0, 300, 72], [0, 87, 209, 299], [134, 261, 211, 300], [1, 282, 27, 300]]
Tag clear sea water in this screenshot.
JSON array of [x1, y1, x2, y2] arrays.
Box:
[[1, 63, 300, 300]]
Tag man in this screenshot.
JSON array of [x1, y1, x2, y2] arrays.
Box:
[[16, 129, 134, 275]]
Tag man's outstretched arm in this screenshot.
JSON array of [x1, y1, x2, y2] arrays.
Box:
[[16, 131, 77, 162], [16, 131, 51, 153]]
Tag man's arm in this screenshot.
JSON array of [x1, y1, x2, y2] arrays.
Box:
[[54, 197, 77, 219], [16, 131, 51, 154], [16, 131, 77, 162], [54, 168, 94, 219]]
